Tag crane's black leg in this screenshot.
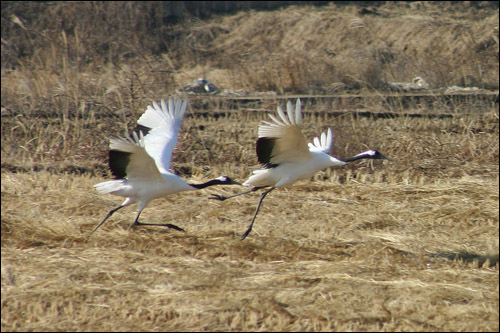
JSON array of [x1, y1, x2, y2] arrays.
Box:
[[209, 186, 265, 201], [90, 205, 126, 235], [132, 210, 185, 232], [241, 187, 275, 240]]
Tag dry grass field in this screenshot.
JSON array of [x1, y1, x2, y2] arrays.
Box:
[[1, 2, 499, 332]]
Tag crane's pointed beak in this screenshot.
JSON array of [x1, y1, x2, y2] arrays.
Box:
[[378, 153, 390, 160], [230, 179, 242, 185], [372, 151, 390, 160], [225, 177, 242, 185]]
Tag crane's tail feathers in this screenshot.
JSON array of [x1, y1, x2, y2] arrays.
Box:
[[94, 180, 125, 194], [137, 97, 187, 130]]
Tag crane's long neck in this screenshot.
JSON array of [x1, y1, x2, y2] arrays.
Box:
[[339, 150, 380, 163], [189, 176, 237, 189]]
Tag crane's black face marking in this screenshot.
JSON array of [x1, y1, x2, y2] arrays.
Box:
[[256, 137, 279, 168], [109, 150, 130, 179]]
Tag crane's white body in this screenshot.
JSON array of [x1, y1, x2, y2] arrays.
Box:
[[95, 171, 195, 212], [244, 150, 346, 188], [244, 99, 350, 188], [92, 97, 238, 234], [94, 98, 194, 212], [211, 98, 386, 239]]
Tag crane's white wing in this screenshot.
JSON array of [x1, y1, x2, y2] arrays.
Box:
[[136, 97, 188, 174], [108, 132, 164, 181], [308, 128, 333, 154], [257, 99, 311, 166]]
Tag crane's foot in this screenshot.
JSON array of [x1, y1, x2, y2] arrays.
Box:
[[241, 228, 252, 240], [134, 221, 185, 232], [209, 194, 228, 201]]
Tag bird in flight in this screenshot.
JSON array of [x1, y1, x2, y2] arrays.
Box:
[[91, 97, 240, 235], [211, 99, 388, 239]]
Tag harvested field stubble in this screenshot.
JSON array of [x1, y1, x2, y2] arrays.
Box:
[[1, 1, 499, 332], [2, 109, 498, 331]]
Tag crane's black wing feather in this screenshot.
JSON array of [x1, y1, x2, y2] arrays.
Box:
[[256, 137, 279, 168]]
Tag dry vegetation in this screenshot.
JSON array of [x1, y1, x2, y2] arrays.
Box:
[[1, 2, 499, 332]]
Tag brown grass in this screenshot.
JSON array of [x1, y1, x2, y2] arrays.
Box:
[[1, 166, 499, 331], [2, 110, 499, 331], [1, 2, 499, 332]]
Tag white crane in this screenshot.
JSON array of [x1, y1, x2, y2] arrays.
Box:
[[210, 99, 388, 239], [91, 97, 240, 234]]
